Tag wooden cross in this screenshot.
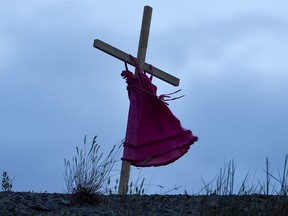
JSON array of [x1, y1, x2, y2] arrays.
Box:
[[93, 5, 180, 194]]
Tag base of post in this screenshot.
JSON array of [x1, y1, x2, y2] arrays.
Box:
[[118, 160, 131, 194]]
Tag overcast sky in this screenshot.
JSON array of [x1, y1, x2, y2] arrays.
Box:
[[1, 0, 288, 194]]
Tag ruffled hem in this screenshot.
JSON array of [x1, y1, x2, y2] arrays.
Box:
[[123, 130, 197, 149], [122, 138, 197, 167], [122, 131, 198, 167]]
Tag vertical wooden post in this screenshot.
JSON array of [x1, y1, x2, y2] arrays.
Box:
[[135, 6, 153, 73], [118, 5, 153, 195]]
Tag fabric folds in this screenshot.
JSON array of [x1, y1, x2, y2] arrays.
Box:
[[121, 57, 198, 167]]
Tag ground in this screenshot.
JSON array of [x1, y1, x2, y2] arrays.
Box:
[[0, 192, 288, 215]]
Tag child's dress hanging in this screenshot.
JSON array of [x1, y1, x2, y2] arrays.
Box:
[[121, 56, 198, 167]]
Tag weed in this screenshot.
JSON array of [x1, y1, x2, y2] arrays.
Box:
[[1, 171, 13, 192], [199, 160, 237, 195], [263, 154, 288, 196], [64, 135, 121, 204], [199, 155, 288, 196]]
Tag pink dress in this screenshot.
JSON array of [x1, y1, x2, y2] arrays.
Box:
[[121, 57, 198, 167]]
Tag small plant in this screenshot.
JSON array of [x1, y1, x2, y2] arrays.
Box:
[[199, 155, 288, 196], [64, 135, 121, 204], [199, 160, 237, 195], [106, 167, 168, 195], [128, 168, 147, 195], [129, 178, 145, 195], [106, 168, 147, 195], [262, 154, 288, 196], [1, 171, 13, 191]]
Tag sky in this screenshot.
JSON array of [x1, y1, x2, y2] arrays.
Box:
[[1, 0, 288, 194]]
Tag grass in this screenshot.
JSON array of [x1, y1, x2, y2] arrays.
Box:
[[197, 155, 288, 215], [199, 155, 288, 196], [63, 135, 121, 204]]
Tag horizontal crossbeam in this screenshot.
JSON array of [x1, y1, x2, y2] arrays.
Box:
[[93, 39, 180, 86]]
